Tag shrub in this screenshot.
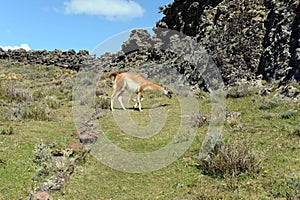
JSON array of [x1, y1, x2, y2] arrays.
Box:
[[22, 103, 51, 121], [280, 109, 297, 119], [44, 96, 61, 109], [0, 84, 32, 103], [259, 98, 282, 110], [292, 122, 300, 137], [227, 81, 261, 98], [95, 95, 110, 110], [33, 144, 53, 179], [269, 176, 300, 199], [191, 113, 208, 127], [0, 125, 14, 135], [226, 111, 241, 128], [199, 140, 264, 178]]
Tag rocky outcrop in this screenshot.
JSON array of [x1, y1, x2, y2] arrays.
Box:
[[0, 48, 92, 71], [1, 0, 299, 87], [94, 0, 300, 89], [156, 0, 300, 85]]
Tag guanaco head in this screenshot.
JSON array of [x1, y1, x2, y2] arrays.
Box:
[[165, 90, 172, 99]]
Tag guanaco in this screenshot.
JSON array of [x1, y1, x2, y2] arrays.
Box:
[[109, 72, 172, 111]]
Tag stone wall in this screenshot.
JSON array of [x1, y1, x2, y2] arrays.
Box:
[[0, 48, 92, 71]]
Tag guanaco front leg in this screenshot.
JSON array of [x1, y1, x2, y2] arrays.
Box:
[[137, 91, 142, 111]]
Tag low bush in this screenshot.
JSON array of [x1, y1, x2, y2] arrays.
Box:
[[191, 113, 208, 127], [259, 98, 282, 110], [226, 111, 241, 128], [0, 84, 32, 103], [95, 95, 110, 110], [199, 140, 264, 178], [280, 109, 297, 119], [0, 125, 14, 135], [22, 103, 51, 121], [33, 143, 53, 179], [292, 121, 300, 137], [227, 81, 262, 98]]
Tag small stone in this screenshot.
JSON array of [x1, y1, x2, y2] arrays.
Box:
[[43, 141, 55, 148], [79, 134, 98, 144], [33, 192, 53, 200], [67, 142, 85, 153], [51, 149, 64, 156]]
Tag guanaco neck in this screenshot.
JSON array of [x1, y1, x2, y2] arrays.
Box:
[[140, 82, 164, 92]]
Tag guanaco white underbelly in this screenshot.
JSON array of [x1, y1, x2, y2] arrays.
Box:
[[124, 77, 140, 93]]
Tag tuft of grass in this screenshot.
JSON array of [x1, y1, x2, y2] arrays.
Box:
[[199, 140, 264, 178], [286, 176, 300, 200], [43, 96, 61, 109], [0, 85, 32, 103]]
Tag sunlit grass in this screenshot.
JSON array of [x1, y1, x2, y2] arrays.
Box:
[[99, 94, 182, 152], [0, 60, 299, 199]]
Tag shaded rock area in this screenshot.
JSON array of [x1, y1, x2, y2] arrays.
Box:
[[156, 0, 300, 85]]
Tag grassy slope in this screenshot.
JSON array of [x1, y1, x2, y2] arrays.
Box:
[[0, 61, 299, 199]]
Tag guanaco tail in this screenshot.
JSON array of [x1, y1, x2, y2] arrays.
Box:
[[109, 72, 172, 111]]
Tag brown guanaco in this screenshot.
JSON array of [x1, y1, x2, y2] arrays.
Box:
[[109, 72, 172, 111]]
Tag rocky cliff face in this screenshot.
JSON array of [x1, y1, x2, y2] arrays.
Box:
[[156, 0, 300, 85]]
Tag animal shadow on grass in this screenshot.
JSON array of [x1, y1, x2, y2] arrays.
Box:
[[113, 103, 171, 111]]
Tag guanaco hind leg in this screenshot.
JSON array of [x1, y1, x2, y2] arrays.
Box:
[[137, 92, 143, 111], [117, 95, 126, 110]]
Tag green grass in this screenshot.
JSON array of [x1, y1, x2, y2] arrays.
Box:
[[0, 60, 299, 199]]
